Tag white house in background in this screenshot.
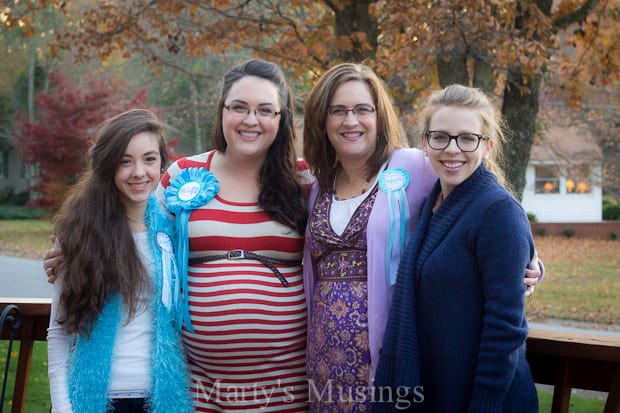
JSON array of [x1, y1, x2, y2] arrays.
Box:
[[521, 124, 603, 223], [0, 147, 29, 194]]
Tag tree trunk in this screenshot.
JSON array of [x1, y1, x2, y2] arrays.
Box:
[[472, 58, 495, 95], [437, 54, 469, 87], [26, 41, 39, 200], [334, 0, 378, 62], [190, 79, 203, 154], [501, 71, 541, 200], [27, 43, 35, 120], [499, 0, 552, 200]]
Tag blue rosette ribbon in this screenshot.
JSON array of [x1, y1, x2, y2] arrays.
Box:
[[164, 167, 219, 332], [378, 168, 410, 287]]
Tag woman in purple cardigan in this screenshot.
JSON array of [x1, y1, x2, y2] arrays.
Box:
[[302, 64, 541, 412], [373, 85, 538, 412]]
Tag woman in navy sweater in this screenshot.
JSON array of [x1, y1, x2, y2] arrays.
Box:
[[373, 85, 538, 412]]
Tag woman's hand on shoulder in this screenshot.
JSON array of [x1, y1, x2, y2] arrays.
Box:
[[524, 250, 544, 298], [43, 235, 63, 284]]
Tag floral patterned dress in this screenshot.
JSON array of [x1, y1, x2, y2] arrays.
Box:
[[306, 186, 378, 412]]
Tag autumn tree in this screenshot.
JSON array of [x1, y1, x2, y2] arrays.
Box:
[[13, 0, 620, 199], [13, 72, 159, 210], [374, 0, 619, 198]]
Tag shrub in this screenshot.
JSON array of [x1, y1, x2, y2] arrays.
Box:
[[12, 190, 30, 205], [603, 194, 618, 206], [0, 187, 30, 205], [563, 227, 575, 238], [0, 186, 15, 204], [0, 205, 48, 219], [603, 203, 620, 220], [527, 212, 537, 222], [536, 227, 546, 236], [611, 232, 618, 241]]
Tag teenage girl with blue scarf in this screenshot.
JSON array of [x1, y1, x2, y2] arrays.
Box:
[[47, 109, 192, 413]]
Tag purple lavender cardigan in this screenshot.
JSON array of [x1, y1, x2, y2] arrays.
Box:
[[303, 148, 437, 384]]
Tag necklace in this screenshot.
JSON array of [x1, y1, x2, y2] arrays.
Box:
[[334, 172, 371, 201]]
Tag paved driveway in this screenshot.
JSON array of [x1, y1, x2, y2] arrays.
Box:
[[0, 255, 52, 299]]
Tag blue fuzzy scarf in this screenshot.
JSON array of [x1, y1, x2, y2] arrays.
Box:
[[66, 195, 192, 413]]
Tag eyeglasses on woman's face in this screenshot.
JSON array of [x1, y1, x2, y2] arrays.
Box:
[[424, 130, 488, 152], [224, 102, 281, 120], [327, 103, 376, 120]]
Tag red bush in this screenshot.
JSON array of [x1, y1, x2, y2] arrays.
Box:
[[12, 73, 167, 210]]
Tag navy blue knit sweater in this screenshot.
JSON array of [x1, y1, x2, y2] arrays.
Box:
[[373, 164, 538, 413]]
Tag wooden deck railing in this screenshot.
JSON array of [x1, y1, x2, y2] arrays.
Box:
[[527, 327, 620, 413], [0, 298, 51, 413], [1, 299, 620, 413]]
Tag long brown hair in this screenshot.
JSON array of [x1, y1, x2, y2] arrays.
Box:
[[303, 63, 407, 191], [54, 109, 168, 336], [213, 59, 307, 233]]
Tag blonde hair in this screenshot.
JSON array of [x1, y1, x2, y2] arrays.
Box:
[[416, 84, 511, 191]]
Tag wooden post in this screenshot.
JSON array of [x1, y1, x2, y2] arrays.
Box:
[[551, 358, 571, 413], [9, 317, 33, 413], [605, 366, 620, 413]]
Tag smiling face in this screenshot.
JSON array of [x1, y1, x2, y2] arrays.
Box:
[[221, 75, 281, 162], [114, 131, 162, 208], [424, 105, 492, 197], [325, 80, 378, 165]]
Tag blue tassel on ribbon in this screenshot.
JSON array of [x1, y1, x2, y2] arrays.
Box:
[[175, 210, 194, 333], [164, 167, 219, 333], [379, 168, 410, 287]]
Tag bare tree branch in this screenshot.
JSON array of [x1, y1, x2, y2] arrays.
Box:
[[553, 0, 601, 28]]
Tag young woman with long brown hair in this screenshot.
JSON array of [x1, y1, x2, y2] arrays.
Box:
[[47, 109, 191, 413]]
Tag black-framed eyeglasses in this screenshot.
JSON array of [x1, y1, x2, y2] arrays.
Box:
[[224, 102, 281, 119], [424, 130, 488, 152], [327, 104, 376, 119]]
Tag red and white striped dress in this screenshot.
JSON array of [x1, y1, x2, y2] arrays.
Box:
[[158, 151, 311, 412]]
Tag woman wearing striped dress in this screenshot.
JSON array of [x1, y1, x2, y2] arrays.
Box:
[[157, 59, 312, 412]]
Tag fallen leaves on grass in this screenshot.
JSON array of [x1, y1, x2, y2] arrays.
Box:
[[527, 236, 620, 325], [0, 220, 53, 259]]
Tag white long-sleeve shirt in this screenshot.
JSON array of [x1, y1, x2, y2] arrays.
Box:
[[47, 233, 153, 412]]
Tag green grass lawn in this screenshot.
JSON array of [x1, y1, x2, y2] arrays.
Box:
[[538, 389, 606, 412], [1, 220, 618, 411], [1, 341, 50, 412]]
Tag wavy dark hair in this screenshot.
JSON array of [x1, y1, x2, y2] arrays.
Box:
[[212, 59, 307, 233], [53, 109, 168, 336], [303, 63, 407, 191]]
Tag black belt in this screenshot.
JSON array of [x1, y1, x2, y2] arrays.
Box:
[[188, 249, 301, 287]]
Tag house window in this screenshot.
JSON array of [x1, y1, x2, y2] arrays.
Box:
[[0, 151, 8, 178], [535, 165, 560, 193], [566, 165, 592, 194]]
